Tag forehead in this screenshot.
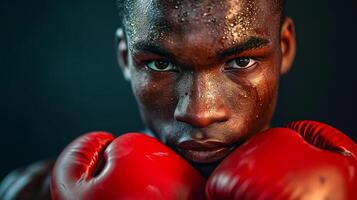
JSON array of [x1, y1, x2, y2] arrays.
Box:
[[125, 0, 279, 51]]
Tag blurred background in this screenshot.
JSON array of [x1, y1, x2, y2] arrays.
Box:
[[0, 0, 356, 180]]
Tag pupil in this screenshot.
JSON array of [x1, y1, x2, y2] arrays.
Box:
[[155, 60, 169, 69], [235, 58, 250, 67]]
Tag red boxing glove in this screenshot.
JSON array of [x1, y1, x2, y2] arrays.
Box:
[[51, 132, 205, 200], [206, 121, 357, 200]]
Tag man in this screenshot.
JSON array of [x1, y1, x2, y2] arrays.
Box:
[[114, 0, 295, 173], [1, 0, 356, 199]]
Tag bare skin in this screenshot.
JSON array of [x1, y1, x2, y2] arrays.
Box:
[[0, 2, 351, 200], [117, 0, 296, 167]]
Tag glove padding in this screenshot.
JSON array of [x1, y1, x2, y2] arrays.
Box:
[[51, 132, 206, 200], [206, 120, 357, 200]]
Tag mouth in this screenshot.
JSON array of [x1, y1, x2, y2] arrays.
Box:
[[175, 140, 235, 163]]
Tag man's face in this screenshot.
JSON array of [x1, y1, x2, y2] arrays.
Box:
[[119, 0, 295, 163]]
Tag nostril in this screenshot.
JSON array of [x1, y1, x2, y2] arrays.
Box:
[[175, 110, 229, 128], [218, 118, 228, 123], [183, 115, 214, 128], [174, 95, 230, 128]]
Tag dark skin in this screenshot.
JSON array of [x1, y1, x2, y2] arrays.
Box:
[[0, 2, 350, 199], [117, 0, 296, 172]]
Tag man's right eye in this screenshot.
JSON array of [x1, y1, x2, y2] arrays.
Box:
[[146, 60, 176, 72]]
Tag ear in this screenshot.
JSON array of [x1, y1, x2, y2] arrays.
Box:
[[280, 17, 296, 75], [115, 28, 131, 81]]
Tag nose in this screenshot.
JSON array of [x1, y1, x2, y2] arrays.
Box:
[[174, 72, 230, 128]]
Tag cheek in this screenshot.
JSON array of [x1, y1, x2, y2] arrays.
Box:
[[225, 62, 280, 135], [252, 68, 279, 121], [130, 68, 177, 118]]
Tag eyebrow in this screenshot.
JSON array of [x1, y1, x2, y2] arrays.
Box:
[[132, 41, 176, 60], [217, 37, 271, 59], [132, 36, 270, 60]]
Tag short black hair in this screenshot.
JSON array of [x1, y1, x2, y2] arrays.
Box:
[[116, 0, 286, 27]]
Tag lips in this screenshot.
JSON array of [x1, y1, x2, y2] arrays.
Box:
[[175, 140, 234, 163]]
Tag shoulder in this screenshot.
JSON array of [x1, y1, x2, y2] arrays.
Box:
[[0, 160, 54, 200]]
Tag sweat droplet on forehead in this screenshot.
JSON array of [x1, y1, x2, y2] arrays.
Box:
[[126, 0, 271, 48], [223, 0, 262, 44]]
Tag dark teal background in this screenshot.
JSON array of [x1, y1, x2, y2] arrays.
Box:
[[1, 0, 356, 179]]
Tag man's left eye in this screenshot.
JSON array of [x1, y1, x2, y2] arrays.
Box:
[[227, 58, 257, 69]]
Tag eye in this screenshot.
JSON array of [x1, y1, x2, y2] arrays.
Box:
[[227, 58, 257, 70], [146, 60, 177, 72]]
